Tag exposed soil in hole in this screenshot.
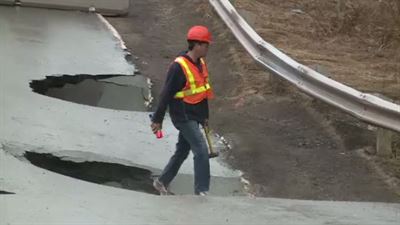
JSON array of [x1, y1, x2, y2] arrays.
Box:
[[30, 74, 152, 111], [0, 191, 15, 194], [24, 152, 159, 195]]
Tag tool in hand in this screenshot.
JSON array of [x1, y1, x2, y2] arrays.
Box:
[[149, 114, 163, 139], [203, 125, 219, 158]]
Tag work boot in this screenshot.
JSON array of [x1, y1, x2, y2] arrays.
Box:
[[198, 191, 208, 196], [153, 179, 169, 195]]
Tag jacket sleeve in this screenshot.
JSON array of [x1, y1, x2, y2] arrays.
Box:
[[151, 62, 186, 124]]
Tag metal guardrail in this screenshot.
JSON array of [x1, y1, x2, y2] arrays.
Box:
[[209, 0, 400, 133]]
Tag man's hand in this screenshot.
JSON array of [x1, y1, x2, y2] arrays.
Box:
[[151, 123, 162, 134]]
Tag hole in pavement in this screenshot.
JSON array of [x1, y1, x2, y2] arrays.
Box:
[[30, 74, 152, 111], [0, 191, 15, 194], [24, 152, 159, 195]]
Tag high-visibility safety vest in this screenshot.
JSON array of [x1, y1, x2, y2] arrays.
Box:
[[174, 56, 214, 104]]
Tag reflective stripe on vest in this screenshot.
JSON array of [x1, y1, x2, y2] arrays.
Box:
[[175, 83, 211, 98], [174, 57, 212, 99]]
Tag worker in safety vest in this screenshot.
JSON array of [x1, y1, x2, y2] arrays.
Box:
[[150, 25, 214, 196]]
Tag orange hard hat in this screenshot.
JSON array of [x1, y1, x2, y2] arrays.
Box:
[[187, 25, 212, 43]]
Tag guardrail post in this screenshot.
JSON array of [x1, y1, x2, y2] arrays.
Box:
[[376, 128, 393, 157]]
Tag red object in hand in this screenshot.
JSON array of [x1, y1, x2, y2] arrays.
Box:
[[149, 114, 163, 139], [156, 130, 164, 139]]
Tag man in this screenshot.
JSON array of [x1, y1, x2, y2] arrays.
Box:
[[150, 25, 214, 196]]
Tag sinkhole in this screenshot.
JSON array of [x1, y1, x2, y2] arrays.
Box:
[[24, 152, 159, 195], [23, 151, 245, 196], [30, 74, 153, 111]]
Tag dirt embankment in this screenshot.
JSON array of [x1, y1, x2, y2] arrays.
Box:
[[217, 0, 400, 197], [233, 0, 400, 100], [108, 0, 400, 202]]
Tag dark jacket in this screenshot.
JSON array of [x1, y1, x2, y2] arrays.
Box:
[[152, 52, 209, 125]]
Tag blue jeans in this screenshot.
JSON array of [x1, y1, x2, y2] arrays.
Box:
[[158, 120, 210, 194]]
